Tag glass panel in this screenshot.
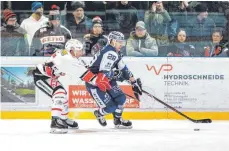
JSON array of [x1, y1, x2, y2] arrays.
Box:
[[0, 1, 228, 57]]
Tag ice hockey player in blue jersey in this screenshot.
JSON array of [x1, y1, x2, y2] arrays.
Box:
[[80, 31, 142, 129]]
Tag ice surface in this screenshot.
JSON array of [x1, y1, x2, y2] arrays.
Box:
[[0, 120, 228, 151]]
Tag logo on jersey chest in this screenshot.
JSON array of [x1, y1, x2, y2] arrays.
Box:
[[40, 36, 65, 44]]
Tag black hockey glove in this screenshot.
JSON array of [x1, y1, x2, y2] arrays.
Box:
[[131, 78, 142, 100], [111, 70, 125, 82]]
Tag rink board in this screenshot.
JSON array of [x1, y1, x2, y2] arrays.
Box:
[[1, 57, 229, 120]]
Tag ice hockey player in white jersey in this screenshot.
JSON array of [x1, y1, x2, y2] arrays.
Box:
[[80, 31, 142, 129], [32, 39, 85, 134]]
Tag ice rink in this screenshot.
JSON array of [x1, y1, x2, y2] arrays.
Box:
[[0, 120, 228, 151]]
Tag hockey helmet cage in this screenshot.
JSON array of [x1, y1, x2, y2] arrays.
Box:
[[108, 31, 125, 43]]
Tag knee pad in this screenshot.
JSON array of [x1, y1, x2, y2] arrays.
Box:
[[52, 86, 67, 105], [51, 86, 68, 119]]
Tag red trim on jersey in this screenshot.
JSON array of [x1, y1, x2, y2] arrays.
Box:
[[51, 108, 62, 111], [45, 66, 53, 77], [53, 91, 66, 96], [63, 100, 68, 104], [50, 78, 59, 88], [61, 112, 68, 115], [81, 70, 96, 82]]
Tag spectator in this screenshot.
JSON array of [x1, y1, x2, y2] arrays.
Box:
[[220, 2, 229, 42], [167, 28, 195, 57], [31, 4, 71, 56], [105, 1, 138, 36], [84, 16, 108, 56], [84, 1, 110, 12], [167, 1, 196, 13], [118, 1, 138, 36], [20, 1, 48, 46], [203, 28, 228, 57], [144, 1, 172, 56], [126, 21, 158, 57], [186, 4, 216, 56], [187, 4, 216, 41], [226, 20, 229, 43], [66, 2, 92, 42], [167, 1, 194, 29], [1, 9, 28, 56]]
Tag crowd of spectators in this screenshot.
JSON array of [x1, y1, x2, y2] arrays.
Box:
[[1, 1, 229, 57]]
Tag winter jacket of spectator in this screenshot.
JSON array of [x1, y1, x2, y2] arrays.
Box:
[[226, 21, 229, 42], [225, 14, 229, 42], [31, 24, 72, 56], [84, 33, 108, 56], [166, 2, 193, 13], [166, 2, 194, 30], [1, 23, 28, 56], [66, 15, 92, 42], [126, 31, 158, 57], [106, 2, 138, 34], [167, 42, 195, 57], [144, 10, 172, 46], [204, 41, 229, 57], [191, 40, 211, 57], [187, 17, 216, 42], [116, 2, 138, 33]]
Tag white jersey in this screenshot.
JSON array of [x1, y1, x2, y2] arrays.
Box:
[[36, 49, 87, 78]]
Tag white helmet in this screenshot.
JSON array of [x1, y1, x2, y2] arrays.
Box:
[[108, 31, 125, 43], [65, 39, 84, 56]]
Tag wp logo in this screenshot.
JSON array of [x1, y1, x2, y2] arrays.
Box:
[[146, 64, 173, 75]]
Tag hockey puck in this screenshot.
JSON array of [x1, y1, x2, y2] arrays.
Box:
[[194, 128, 200, 131]]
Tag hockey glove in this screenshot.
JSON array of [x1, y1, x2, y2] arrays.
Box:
[[112, 70, 123, 81], [95, 73, 112, 92], [131, 78, 142, 100]]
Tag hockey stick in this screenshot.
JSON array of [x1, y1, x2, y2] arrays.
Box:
[[124, 92, 140, 102], [141, 89, 212, 123]]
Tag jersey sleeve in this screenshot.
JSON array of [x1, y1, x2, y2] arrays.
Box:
[[117, 58, 133, 80], [44, 50, 70, 77]]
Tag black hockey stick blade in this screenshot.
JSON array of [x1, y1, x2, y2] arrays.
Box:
[[193, 119, 212, 123]]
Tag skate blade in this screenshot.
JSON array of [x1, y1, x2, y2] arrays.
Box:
[[95, 118, 107, 127], [50, 128, 68, 134], [115, 125, 133, 129], [99, 122, 107, 127], [68, 126, 79, 129]]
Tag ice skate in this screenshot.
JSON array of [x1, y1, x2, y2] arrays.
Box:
[[94, 110, 107, 126], [114, 117, 132, 129], [64, 118, 79, 129], [50, 117, 68, 134]]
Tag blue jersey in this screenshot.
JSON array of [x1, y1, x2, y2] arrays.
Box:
[[88, 45, 133, 80]]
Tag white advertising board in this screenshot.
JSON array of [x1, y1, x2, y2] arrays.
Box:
[[1, 57, 229, 112]]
